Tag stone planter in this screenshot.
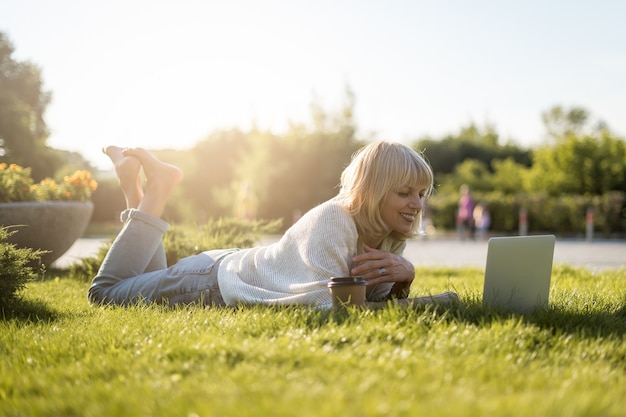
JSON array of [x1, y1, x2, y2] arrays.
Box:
[[0, 201, 94, 266]]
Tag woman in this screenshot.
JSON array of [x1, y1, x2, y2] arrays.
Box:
[[88, 141, 459, 308], [457, 184, 475, 241]]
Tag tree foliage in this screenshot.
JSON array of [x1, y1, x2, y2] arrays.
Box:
[[420, 106, 625, 199], [0, 33, 51, 178], [542, 105, 590, 138], [0, 32, 92, 180], [526, 131, 626, 195], [151, 90, 364, 230], [415, 123, 531, 178], [540, 104, 612, 140], [525, 105, 626, 195]]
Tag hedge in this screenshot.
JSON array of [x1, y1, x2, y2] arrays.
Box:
[[426, 191, 626, 237]]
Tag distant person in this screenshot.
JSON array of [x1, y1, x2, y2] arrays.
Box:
[[473, 202, 491, 240], [88, 141, 460, 309], [456, 184, 475, 240]]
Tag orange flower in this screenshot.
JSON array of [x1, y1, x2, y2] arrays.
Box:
[[1, 165, 98, 202]]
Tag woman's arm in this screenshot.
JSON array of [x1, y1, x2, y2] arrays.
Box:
[[365, 291, 461, 309]]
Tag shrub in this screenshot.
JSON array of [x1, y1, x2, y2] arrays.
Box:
[[0, 164, 34, 202], [163, 218, 282, 265], [0, 227, 46, 305], [68, 218, 282, 281], [427, 191, 626, 236]]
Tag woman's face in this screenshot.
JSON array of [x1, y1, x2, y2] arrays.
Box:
[[380, 184, 427, 235]]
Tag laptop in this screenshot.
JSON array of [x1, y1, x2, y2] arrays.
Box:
[[482, 235, 556, 314]]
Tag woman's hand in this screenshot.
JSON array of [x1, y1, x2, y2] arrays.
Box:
[[350, 245, 415, 287]]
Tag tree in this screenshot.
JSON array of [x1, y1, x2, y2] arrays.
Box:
[[541, 105, 589, 139], [254, 89, 362, 226], [541, 104, 614, 141], [526, 131, 626, 195], [167, 87, 363, 228], [182, 129, 249, 222], [528, 105, 626, 195], [414, 123, 531, 176], [0, 32, 61, 179]]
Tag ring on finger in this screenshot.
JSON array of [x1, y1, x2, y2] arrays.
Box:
[[378, 267, 386, 275]]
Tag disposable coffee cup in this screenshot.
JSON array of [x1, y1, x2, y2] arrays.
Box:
[[327, 276, 367, 308]]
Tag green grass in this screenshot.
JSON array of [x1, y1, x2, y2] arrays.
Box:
[[1, 265, 625, 417]]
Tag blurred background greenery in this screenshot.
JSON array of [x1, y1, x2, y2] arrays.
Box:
[[2, 32, 624, 237]]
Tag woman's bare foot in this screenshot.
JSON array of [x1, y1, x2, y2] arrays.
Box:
[[122, 147, 183, 218], [102, 146, 143, 208]]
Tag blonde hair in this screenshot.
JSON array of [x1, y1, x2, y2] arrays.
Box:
[[337, 141, 434, 243]]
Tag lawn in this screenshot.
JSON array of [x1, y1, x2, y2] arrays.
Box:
[[1, 265, 625, 417]]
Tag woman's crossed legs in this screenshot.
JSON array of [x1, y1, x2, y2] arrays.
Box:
[[87, 146, 198, 306]]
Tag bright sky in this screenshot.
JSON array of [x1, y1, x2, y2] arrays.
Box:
[[2, 0, 626, 169]]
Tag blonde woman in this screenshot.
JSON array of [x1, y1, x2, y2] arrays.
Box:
[[88, 141, 459, 308]]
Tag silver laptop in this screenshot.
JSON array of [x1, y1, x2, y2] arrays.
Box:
[[482, 235, 556, 313]]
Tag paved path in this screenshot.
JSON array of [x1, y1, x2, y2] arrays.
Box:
[[54, 236, 625, 272], [52, 238, 109, 269], [402, 237, 625, 271]]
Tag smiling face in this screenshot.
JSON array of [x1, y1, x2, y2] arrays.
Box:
[[337, 141, 434, 245], [379, 184, 427, 236]]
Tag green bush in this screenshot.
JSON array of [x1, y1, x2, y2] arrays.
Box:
[[0, 227, 46, 305], [478, 193, 519, 232], [591, 191, 626, 235], [68, 217, 282, 281], [162, 217, 282, 265], [427, 191, 626, 236]]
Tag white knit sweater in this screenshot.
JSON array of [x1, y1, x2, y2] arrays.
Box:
[[217, 198, 404, 308]]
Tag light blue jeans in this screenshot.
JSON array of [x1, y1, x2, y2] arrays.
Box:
[[88, 209, 235, 307]]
